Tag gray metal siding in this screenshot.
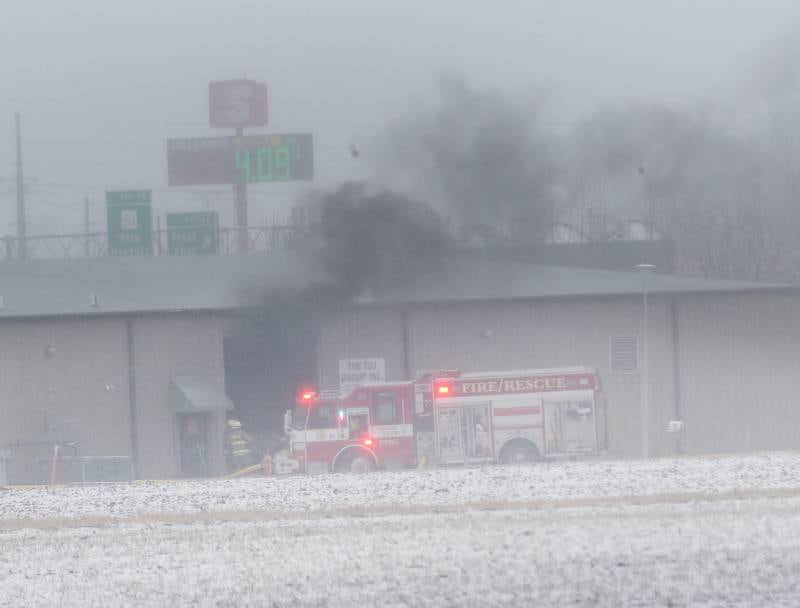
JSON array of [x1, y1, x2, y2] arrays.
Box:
[[4, 285, 798, 485], [677, 292, 800, 454], [0, 317, 131, 483], [318, 307, 406, 390], [317, 297, 676, 457], [319, 291, 800, 459], [406, 297, 673, 458], [0, 313, 230, 483], [132, 312, 227, 479]]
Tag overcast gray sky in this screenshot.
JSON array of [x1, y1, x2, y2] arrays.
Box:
[[1, 0, 799, 235]]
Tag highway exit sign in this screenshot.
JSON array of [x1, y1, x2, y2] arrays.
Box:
[[106, 190, 152, 256], [166, 211, 219, 255]]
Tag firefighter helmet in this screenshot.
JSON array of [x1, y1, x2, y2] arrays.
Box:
[[227, 419, 242, 429]]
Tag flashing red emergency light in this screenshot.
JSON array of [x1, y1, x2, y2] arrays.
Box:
[[363, 437, 375, 447], [297, 388, 317, 405], [437, 385, 450, 395]]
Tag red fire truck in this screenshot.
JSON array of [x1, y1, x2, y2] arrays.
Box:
[[277, 367, 605, 474]]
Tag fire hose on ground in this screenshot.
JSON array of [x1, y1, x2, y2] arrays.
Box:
[[222, 454, 273, 479]]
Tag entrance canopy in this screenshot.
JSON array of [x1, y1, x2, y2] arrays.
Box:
[[169, 375, 234, 414]]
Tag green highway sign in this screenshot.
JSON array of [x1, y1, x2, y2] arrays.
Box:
[[166, 211, 219, 255], [167, 133, 314, 186], [106, 190, 153, 256]]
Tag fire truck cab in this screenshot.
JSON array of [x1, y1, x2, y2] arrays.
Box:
[[280, 367, 604, 474], [283, 383, 417, 474]]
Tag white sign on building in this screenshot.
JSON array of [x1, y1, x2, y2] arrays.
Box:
[[339, 358, 386, 393]]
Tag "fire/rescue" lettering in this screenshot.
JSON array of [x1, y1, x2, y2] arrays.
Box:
[[458, 377, 569, 394]]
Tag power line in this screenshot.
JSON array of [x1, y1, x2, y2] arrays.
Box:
[[10, 118, 383, 131], [27, 182, 300, 203], [12, 139, 368, 151]]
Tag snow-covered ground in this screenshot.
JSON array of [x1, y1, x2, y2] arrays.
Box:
[[2, 453, 800, 606], [2, 452, 800, 523]]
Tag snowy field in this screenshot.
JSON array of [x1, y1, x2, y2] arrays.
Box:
[[2, 452, 800, 606]]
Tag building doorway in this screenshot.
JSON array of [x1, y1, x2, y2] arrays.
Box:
[[177, 414, 208, 478], [224, 306, 319, 456]]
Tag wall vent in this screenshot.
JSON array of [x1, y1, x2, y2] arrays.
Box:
[[610, 335, 639, 374]]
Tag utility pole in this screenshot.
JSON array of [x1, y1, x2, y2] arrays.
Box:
[[84, 196, 91, 257], [15, 113, 27, 259]]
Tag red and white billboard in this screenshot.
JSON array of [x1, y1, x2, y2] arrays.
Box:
[[209, 79, 268, 128]]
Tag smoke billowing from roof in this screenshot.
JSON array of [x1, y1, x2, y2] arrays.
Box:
[[378, 72, 556, 241], [239, 30, 800, 436], [318, 182, 449, 297], [370, 32, 800, 283], [276, 31, 800, 294], [239, 182, 448, 421]]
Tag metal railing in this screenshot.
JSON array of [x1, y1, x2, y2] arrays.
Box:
[[0, 225, 311, 262]]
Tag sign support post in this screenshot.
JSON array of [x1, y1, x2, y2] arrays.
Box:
[[234, 126, 249, 253], [164, 80, 313, 251], [208, 79, 269, 255]]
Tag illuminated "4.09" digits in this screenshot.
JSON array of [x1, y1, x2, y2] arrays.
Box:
[[235, 146, 293, 182]]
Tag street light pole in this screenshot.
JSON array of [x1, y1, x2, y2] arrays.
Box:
[[15, 113, 27, 259], [636, 263, 655, 458]]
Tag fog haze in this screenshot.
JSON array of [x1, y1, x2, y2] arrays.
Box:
[[1, 0, 799, 234]]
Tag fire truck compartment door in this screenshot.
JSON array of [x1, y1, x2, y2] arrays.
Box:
[[543, 394, 597, 454], [436, 403, 492, 464], [436, 407, 463, 463], [346, 407, 370, 439]]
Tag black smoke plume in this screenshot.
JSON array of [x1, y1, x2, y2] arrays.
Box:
[[374, 53, 800, 282], [378, 72, 556, 242], [234, 183, 449, 440], [317, 182, 450, 297]]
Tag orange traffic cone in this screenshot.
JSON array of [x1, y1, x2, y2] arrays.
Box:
[[261, 454, 273, 477]]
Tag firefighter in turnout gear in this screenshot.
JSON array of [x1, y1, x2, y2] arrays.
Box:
[[224, 419, 254, 473]]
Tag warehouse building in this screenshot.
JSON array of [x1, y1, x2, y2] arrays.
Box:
[[0, 253, 797, 483], [0, 254, 303, 484], [319, 262, 799, 459]]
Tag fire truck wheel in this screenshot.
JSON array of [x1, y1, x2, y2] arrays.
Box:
[[499, 440, 539, 465], [335, 449, 375, 474]]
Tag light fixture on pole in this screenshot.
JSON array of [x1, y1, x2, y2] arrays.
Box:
[[635, 263, 655, 458]]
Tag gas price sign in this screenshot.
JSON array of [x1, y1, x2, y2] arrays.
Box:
[[167, 133, 313, 186]]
